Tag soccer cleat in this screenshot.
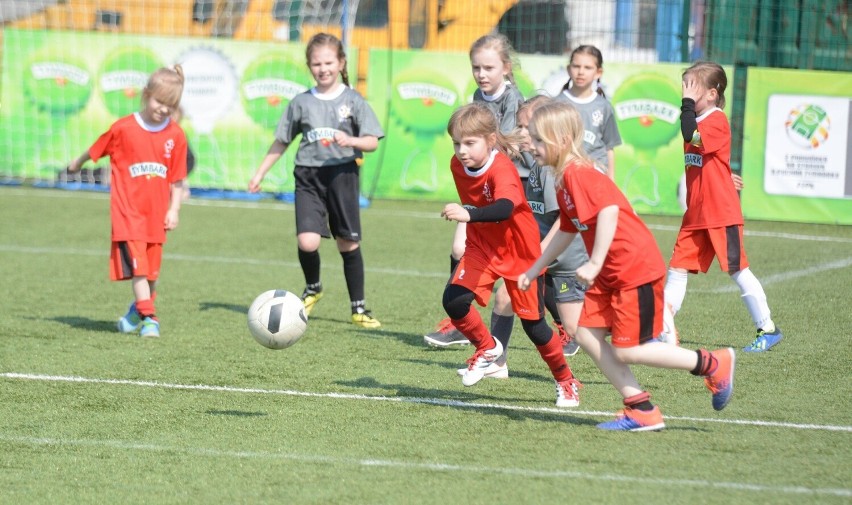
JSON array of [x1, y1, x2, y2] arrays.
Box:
[[461, 338, 504, 387], [139, 317, 160, 338], [424, 317, 469, 348], [300, 289, 323, 317], [659, 302, 680, 346], [351, 308, 381, 329], [555, 322, 580, 356], [704, 347, 736, 410], [597, 406, 665, 431], [743, 327, 783, 353], [456, 361, 508, 379], [555, 378, 582, 407], [117, 302, 142, 333]]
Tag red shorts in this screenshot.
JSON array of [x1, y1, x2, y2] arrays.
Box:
[[669, 225, 749, 274], [110, 241, 162, 281], [579, 277, 664, 348], [450, 255, 544, 321]]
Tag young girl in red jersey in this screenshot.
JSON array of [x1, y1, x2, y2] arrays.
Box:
[[442, 102, 581, 407], [664, 61, 782, 353], [519, 101, 735, 430], [249, 33, 384, 328], [68, 66, 188, 338]]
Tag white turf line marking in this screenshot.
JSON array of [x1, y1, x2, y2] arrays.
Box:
[[0, 436, 849, 498], [3, 373, 851, 434], [5, 187, 852, 242], [702, 256, 852, 293]]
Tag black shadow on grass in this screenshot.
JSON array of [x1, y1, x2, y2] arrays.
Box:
[[402, 357, 611, 387], [199, 302, 248, 314], [336, 377, 597, 427], [206, 409, 268, 417], [47, 316, 119, 333]]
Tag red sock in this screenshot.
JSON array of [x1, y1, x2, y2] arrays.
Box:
[[135, 299, 156, 320], [536, 331, 573, 382], [451, 307, 494, 351], [692, 349, 718, 376], [624, 391, 654, 411]]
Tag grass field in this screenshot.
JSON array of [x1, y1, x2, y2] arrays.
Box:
[[1, 186, 850, 504]]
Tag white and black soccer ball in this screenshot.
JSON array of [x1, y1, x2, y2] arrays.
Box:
[[247, 290, 307, 349]]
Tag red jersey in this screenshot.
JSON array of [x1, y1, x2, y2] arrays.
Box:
[[89, 114, 188, 243], [558, 160, 665, 289], [681, 108, 744, 230], [451, 150, 540, 279]]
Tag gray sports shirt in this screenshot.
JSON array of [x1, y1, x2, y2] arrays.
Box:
[[555, 90, 622, 171], [275, 85, 384, 167], [474, 83, 528, 178], [522, 151, 589, 277]]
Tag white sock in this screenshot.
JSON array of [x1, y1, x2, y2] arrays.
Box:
[[664, 268, 688, 315], [731, 268, 773, 330]]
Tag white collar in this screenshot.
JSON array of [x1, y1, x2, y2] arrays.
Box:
[[311, 83, 347, 100], [133, 112, 170, 132], [480, 82, 509, 102], [464, 149, 499, 176]]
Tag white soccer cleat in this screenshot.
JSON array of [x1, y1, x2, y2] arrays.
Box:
[[456, 361, 508, 379], [461, 339, 504, 387]]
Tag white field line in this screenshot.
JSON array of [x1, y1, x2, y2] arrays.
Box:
[[701, 256, 852, 293], [4, 187, 852, 241], [1, 435, 849, 498], [3, 372, 850, 434]]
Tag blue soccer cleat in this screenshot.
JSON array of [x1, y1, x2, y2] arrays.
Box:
[[117, 302, 142, 333], [743, 327, 783, 353]]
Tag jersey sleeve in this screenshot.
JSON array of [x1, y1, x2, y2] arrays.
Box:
[[571, 166, 614, 225], [491, 156, 525, 206], [274, 97, 303, 144], [354, 92, 385, 139], [600, 103, 623, 149], [88, 125, 116, 162], [168, 129, 188, 183], [498, 90, 522, 134]]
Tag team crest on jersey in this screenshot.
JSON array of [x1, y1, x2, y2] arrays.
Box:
[[482, 181, 493, 202], [129, 162, 167, 179], [592, 109, 604, 127], [164, 139, 175, 159], [561, 190, 574, 210], [527, 169, 540, 190], [685, 153, 703, 167], [337, 104, 353, 123]]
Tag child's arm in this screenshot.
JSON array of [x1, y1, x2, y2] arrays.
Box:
[[333, 132, 379, 152], [249, 139, 289, 192], [576, 204, 618, 287], [67, 151, 91, 173], [519, 229, 576, 291], [606, 149, 616, 181], [165, 180, 183, 231]]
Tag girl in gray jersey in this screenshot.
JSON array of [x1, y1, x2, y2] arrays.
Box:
[[554, 45, 622, 180], [249, 33, 384, 329], [518, 97, 589, 357]]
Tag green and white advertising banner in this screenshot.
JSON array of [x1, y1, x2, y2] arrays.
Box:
[[0, 28, 358, 195], [365, 48, 732, 215], [742, 67, 851, 224]]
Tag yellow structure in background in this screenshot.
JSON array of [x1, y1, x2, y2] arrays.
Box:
[[8, 0, 518, 94]]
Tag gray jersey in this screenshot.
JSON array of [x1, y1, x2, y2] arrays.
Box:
[[474, 83, 528, 178], [275, 85, 384, 167], [556, 91, 622, 171], [522, 151, 589, 276]]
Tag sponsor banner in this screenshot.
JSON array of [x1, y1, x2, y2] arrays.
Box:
[[742, 67, 851, 224], [0, 28, 357, 193], [365, 49, 732, 215]]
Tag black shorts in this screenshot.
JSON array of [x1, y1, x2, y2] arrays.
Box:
[[294, 161, 362, 241]]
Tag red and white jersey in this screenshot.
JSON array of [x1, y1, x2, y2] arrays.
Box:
[[558, 160, 665, 289], [89, 113, 187, 243], [682, 108, 744, 230], [451, 150, 540, 279]]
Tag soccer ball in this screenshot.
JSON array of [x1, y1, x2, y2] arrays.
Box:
[[247, 290, 308, 349]]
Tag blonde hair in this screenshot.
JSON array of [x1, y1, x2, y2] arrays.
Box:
[[530, 101, 592, 186], [448, 102, 523, 159], [684, 61, 727, 109], [144, 65, 185, 109], [517, 94, 551, 120], [469, 33, 518, 85], [306, 32, 350, 87]]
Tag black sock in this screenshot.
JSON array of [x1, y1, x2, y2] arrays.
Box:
[[490, 312, 514, 351], [298, 249, 321, 288], [691, 349, 718, 376], [341, 248, 365, 303]]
